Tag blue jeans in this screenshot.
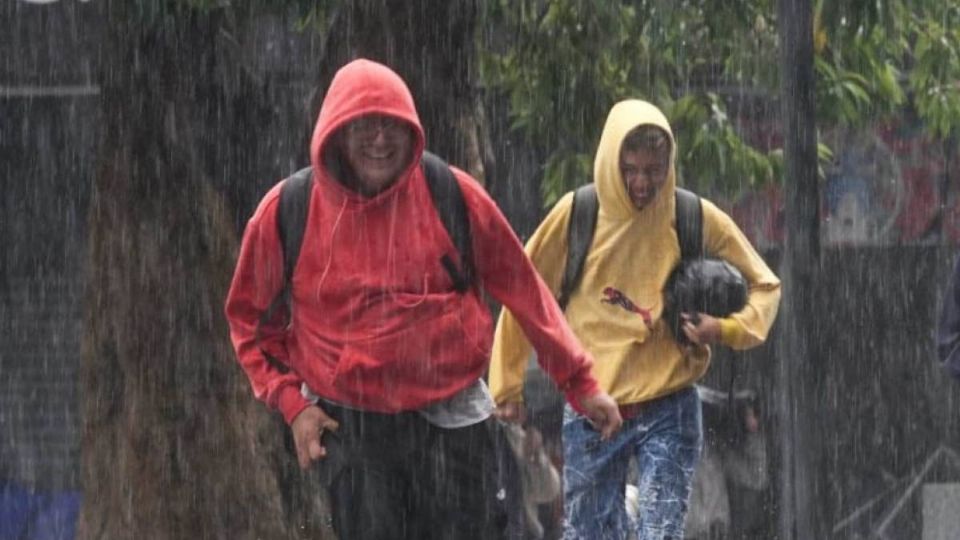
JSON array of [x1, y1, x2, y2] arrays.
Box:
[[562, 387, 702, 540]]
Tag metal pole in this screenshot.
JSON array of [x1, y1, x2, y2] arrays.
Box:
[[777, 0, 820, 537]]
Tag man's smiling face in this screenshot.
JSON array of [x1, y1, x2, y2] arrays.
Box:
[[340, 114, 414, 196]]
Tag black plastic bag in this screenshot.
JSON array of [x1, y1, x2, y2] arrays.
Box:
[[664, 259, 748, 345]]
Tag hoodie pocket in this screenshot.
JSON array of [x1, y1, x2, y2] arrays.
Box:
[[331, 292, 492, 411]]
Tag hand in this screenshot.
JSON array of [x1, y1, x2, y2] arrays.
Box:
[[290, 405, 340, 470], [578, 392, 623, 440], [681, 312, 721, 346], [494, 401, 527, 424]]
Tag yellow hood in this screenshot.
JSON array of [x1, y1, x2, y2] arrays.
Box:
[[570, 99, 684, 343], [594, 99, 678, 223]]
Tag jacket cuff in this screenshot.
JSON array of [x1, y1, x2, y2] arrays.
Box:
[[278, 385, 311, 425], [718, 317, 742, 346], [560, 367, 601, 411]]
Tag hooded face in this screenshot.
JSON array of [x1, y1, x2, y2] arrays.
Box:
[[338, 114, 415, 196], [310, 59, 426, 199], [620, 146, 669, 211], [592, 100, 677, 221]]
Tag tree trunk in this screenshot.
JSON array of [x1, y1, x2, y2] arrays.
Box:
[[78, 2, 331, 538], [776, 0, 822, 538], [311, 0, 485, 181]]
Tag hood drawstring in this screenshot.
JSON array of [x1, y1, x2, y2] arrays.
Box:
[[386, 189, 430, 309], [313, 196, 348, 302]]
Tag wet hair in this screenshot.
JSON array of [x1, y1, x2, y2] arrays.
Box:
[[621, 125, 671, 160]]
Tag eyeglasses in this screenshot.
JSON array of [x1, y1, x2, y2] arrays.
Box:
[[345, 115, 408, 139]]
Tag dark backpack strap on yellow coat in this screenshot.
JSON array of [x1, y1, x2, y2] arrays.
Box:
[[674, 187, 703, 261], [557, 184, 702, 310], [558, 184, 599, 311]]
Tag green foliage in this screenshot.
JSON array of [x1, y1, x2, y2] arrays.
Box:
[[480, 0, 783, 204], [815, 0, 960, 135], [480, 0, 960, 207], [668, 93, 778, 194], [814, 36, 905, 124], [541, 152, 594, 207], [909, 17, 960, 139]]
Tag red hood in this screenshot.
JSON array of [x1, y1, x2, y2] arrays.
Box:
[[309, 59, 426, 195]]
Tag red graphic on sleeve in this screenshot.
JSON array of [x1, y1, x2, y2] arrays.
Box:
[[602, 287, 654, 329]]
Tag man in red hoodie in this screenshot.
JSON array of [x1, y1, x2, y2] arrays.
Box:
[[225, 59, 621, 540]]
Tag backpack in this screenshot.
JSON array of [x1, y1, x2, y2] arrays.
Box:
[[552, 183, 746, 414], [521, 184, 705, 437], [556, 183, 703, 311], [255, 151, 474, 373]]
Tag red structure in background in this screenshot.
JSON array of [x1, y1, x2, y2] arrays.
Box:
[[727, 117, 956, 250], [877, 122, 942, 243]]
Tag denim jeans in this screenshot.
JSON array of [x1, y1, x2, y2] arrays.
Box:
[[562, 387, 702, 540]]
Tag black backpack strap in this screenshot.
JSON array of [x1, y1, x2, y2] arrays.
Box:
[[255, 166, 313, 374], [422, 151, 474, 293], [676, 187, 740, 411], [675, 187, 703, 261], [278, 167, 315, 278], [558, 184, 599, 311]]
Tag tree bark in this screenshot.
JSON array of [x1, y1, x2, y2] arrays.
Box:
[[79, 2, 331, 538], [311, 0, 485, 181], [776, 0, 822, 538], [79, 1, 485, 537]]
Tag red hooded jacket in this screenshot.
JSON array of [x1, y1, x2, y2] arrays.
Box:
[[225, 59, 599, 424]]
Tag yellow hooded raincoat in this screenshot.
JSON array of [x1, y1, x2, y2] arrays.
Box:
[[489, 100, 781, 407]]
